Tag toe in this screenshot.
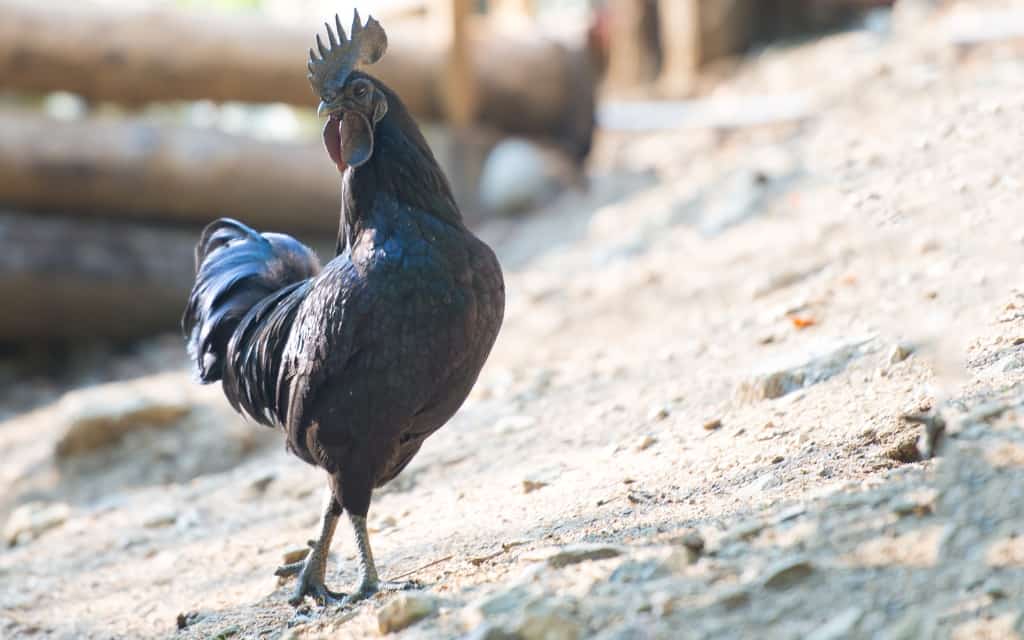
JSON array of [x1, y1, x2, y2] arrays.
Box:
[[275, 561, 305, 578]]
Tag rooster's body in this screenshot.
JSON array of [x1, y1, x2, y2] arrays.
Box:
[[183, 15, 504, 606]]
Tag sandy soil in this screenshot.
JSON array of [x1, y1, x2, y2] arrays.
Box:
[[3, 2, 1024, 638]]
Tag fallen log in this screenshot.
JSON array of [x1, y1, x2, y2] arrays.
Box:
[[0, 212, 334, 341], [0, 0, 594, 159], [0, 110, 340, 233]]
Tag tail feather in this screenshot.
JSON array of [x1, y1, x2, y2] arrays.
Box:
[[223, 280, 311, 426], [183, 218, 320, 421]]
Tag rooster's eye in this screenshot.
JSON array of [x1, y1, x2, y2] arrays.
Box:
[[353, 83, 368, 98]]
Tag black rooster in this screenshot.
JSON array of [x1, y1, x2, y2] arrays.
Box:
[[183, 12, 504, 606]]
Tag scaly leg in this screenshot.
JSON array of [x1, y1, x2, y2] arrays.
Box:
[[340, 512, 420, 605], [275, 490, 345, 606]]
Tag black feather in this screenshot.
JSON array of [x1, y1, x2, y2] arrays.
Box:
[[182, 218, 320, 391]]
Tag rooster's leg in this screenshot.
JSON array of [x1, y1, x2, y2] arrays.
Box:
[[275, 491, 345, 606], [340, 512, 420, 605]]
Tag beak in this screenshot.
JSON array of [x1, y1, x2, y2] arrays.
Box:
[[317, 100, 329, 119]]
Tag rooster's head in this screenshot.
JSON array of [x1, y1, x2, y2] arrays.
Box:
[[308, 11, 389, 174]]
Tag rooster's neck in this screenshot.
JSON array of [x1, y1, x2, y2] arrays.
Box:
[[336, 83, 463, 254]]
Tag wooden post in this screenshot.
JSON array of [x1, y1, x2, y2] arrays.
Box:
[[438, 0, 478, 128], [606, 0, 659, 92]]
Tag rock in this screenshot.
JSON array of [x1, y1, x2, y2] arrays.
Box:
[[736, 336, 876, 402], [807, 607, 862, 640], [377, 592, 439, 634], [675, 530, 705, 554], [246, 471, 277, 494], [515, 600, 582, 640], [703, 418, 723, 431], [524, 543, 625, 568], [713, 586, 750, 611], [646, 405, 670, 422], [478, 138, 571, 216], [176, 611, 206, 630], [522, 479, 549, 494], [635, 435, 657, 451], [54, 376, 192, 457], [723, 518, 765, 543], [888, 342, 914, 364], [142, 509, 178, 529], [4, 501, 70, 546], [762, 557, 815, 590]]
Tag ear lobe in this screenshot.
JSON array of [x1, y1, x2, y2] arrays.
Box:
[[373, 97, 388, 124], [340, 112, 374, 168]]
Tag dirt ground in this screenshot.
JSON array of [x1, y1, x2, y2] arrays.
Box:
[[4, 2, 1024, 638]]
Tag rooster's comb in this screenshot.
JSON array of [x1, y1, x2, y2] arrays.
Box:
[[307, 10, 387, 97]]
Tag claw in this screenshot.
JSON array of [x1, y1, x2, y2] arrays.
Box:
[[340, 580, 421, 606], [289, 582, 346, 607]]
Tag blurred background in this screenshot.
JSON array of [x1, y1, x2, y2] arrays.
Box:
[[8, 1, 1024, 636], [0, 0, 899, 356]]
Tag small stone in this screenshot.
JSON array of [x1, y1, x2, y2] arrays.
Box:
[[724, 518, 765, 543], [246, 471, 277, 494], [377, 592, 439, 634], [676, 530, 705, 554], [771, 455, 785, 464], [713, 586, 750, 611], [525, 543, 624, 568], [703, 418, 723, 431], [635, 435, 657, 451], [142, 510, 178, 529], [807, 607, 862, 640], [646, 406, 670, 422], [888, 342, 914, 364], [522, 479, 549, 494], [737, 336, 875, 401], [762, 557, 814, 590], [176, 611, 206, 630], [4, 501, 70, 546]]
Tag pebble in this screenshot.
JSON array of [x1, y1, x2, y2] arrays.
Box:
[[524, 543, 625, 568], [142, 510, 179, 529], [762, 557, 815, 590], [522, 479, 549, 494], [646, 406, 670, 422], [635, 435, 657, 451], [377, 592, 439, 634], [4, 501, 70, 546], [888, 342, 914, 364], [703, 418, 723, 431], [736, 336, 875, 401], [675, 530, 705, 554]]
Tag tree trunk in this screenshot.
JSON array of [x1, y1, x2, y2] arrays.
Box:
[[0, 0, 592, 154], [0, 212, 334, 341], [0, 110, 342, 234]]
